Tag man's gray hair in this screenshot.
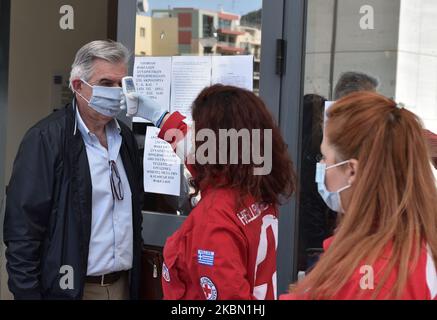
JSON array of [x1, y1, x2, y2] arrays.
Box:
[[69, 40, 130, 87], [334, 71, 379, 100]]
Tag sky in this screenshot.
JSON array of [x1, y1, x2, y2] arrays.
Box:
[[146, 0, 262, 16]]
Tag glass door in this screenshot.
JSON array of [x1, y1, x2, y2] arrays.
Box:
[[117, 0, 306, 296], [296, 0, 437, 280], [115, 0, 282, 246]]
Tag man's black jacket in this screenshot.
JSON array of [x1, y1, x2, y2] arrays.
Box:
[[3, 103, 143, 299]]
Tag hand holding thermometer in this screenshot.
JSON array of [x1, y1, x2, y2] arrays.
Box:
[[121, 76, 139, 116], [121, 76, 168, 126]]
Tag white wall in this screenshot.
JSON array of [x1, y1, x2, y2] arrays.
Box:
[[333, 0, 401, 98], [306, 0, 437, 133], [304, 0, 335, 97], [396, 0, 437, 132], [305, 0, 401, 99]]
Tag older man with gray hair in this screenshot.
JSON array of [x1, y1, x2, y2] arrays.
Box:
[[333, 71, 379, 100], [3, 40, 143, 300]]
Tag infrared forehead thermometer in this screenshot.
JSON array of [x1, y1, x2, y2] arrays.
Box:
[[122, 76, 138, 115]]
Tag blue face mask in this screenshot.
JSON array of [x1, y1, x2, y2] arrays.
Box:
[[75, 79, 123, 118], [315, 160, 351, 213]]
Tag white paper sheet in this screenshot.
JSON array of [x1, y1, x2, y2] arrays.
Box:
[[135, 55, 254, 197], [143, 126, 181, 196], [170, 56, 212, 123], [211, 55, 254, 91], [133, 57, 172, 123]]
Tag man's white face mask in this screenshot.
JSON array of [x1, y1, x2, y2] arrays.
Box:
[[75, 79, 123, 118]]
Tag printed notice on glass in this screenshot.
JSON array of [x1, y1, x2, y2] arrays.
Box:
[[211, 55, 254, 91], [133, 57, 172, 123], [170, 56, 212, 123], [143, 126, 181, 196]]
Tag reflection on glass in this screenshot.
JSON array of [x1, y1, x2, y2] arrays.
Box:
[[135, 0, 262, 94], [299, 0, 437, 273], [134, 0, 262, 215], [304, 0, 437, 131]]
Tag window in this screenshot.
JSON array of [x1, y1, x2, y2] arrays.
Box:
[[202, 15, 214, 38], [133, 2, 263, 215], [219, 18, 232, 29]]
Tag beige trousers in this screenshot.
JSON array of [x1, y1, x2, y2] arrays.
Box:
[[82, 272, 129, 300]]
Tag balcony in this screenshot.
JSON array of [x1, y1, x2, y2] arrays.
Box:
[[217, 28, 245, 36], [216, 41, 246, 54]]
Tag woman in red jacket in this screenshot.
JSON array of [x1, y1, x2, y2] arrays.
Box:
[[126, 85, 296, 300], [282, 92, 437, 300]]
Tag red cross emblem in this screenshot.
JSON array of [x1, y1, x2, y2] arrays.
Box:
[[200, 277, 217, 300], [202, 283, 212, 298]]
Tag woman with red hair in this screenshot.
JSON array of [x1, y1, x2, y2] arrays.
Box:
[[282, 92, 437, 300], [126, 84, 296, 300]]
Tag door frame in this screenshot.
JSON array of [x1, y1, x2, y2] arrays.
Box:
[[0, 0, 11, 300], [275, 0, 308, 294], [0, 1, 10, 202], [116, 0, 136, 127]]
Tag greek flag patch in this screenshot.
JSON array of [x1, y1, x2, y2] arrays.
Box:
[[197, 250, 215, 266]]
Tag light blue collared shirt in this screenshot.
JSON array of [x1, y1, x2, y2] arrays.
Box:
[[76, 109, 133, 276]]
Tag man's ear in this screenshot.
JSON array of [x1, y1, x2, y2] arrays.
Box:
[[71, 79, 82, 92], [348, 159, 359, 185]]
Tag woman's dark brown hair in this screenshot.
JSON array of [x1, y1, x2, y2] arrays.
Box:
[[190, 84, 296, 206]]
